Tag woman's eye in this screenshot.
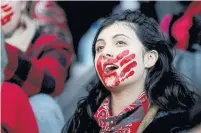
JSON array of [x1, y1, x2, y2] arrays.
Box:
[[96, 46, 104, 52], [116, 41, 126, 46]]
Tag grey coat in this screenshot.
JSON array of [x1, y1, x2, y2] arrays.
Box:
[[173, 44, 201, 95]]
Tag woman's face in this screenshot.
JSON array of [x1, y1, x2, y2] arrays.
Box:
[[94, 22, 147, 90], [1, 1, 26, 36]]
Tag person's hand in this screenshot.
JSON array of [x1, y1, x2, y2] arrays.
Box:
[[5, 14, 36, 52]]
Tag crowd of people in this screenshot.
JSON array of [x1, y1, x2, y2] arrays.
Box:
[[1, 1, 201, 133]]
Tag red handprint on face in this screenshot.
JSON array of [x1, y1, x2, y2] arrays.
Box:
[[1, 4, 13, 26], [96, 50, 137, 88]]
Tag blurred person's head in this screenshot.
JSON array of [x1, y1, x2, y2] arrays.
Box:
[[1, 31, 8, 83], [113, 1, 140, 15], [1, 1, 27, 37], [30, 1, 73, 47], [30, 1, 68, 32]]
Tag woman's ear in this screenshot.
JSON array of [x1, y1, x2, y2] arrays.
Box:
[[144, 50, 158, 68]]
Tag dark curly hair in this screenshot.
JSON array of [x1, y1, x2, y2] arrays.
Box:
[[62, 10, 197, 133]]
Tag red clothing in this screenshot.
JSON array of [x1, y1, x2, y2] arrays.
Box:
[[94, 92, 149, 133], [172, 1, 201, 50], [4, 30, 74, 97], [1, 82, 39, 133], [160, 1, 201, 51]]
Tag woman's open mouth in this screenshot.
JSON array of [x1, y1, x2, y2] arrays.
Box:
[[103, 63, 119, 73]]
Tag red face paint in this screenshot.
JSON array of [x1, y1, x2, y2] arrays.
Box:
[[104, 50, 130, 65], [121, 71, 135, 82], [120, 61, 137, 77], [120, 54, 135, 67], [116, 50, 129, 60], [97, 56, 120, 88], [96, 49, 137, 88], [1, 4, 13, 26]]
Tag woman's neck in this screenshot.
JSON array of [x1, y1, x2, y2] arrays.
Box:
[[110, 79, 145, 116]]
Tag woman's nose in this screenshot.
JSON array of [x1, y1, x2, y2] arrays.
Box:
[[101, 44, 114, 59], [102, 52, 113, 60]]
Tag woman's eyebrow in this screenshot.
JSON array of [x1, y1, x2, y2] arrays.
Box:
[[112, 34, 131, 39], [96, 38, 104, 43]]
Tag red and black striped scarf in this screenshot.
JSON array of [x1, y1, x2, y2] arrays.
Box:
[[94, 91, 149, 133]]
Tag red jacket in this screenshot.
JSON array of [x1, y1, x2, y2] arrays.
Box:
[[1, 82, 39, 133], [4, 29, 74, 97]]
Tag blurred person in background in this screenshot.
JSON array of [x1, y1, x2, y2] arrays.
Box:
[[155, 1, 186, 23], [1, 1, 74, 133], [160, 1, 201, 51], [160, 1, 201, 94], [62, 10, 201, 133], [1, 30, 39, 133]]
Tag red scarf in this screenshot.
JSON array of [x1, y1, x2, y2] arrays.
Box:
[[94, 92, 149, 133]]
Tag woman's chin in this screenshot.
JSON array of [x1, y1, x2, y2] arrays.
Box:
[[103, 79, 131, 92]]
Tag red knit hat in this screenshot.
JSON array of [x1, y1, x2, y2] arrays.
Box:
[[30, 1, 68, 31]]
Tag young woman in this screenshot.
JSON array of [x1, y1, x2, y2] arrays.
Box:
[[63, 10, 200, 133]]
